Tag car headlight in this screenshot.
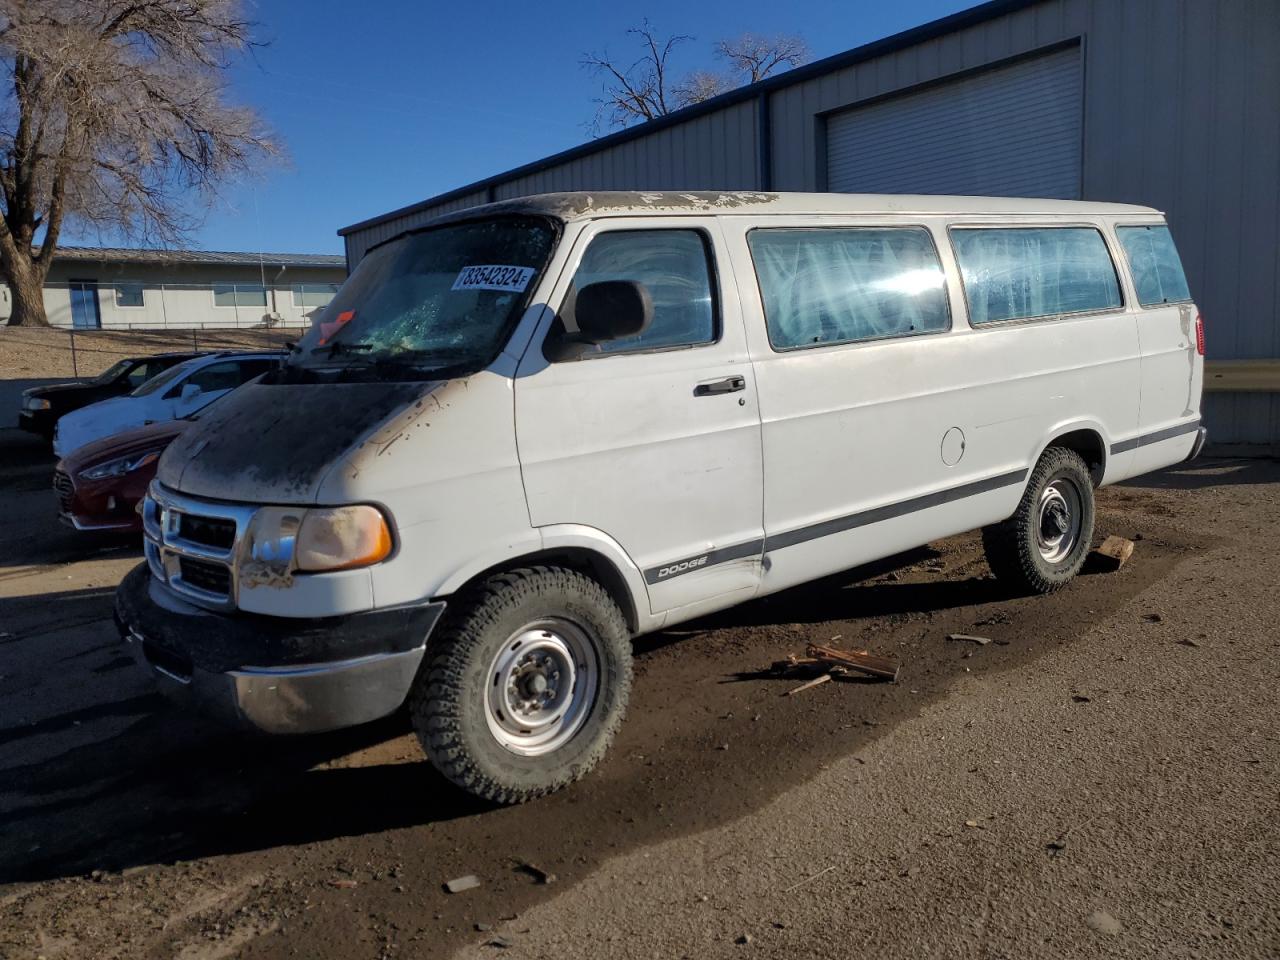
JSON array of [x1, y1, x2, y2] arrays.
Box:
[[26, 397, 51, 411], [78, 449, 161, 481], [295, 505, 394, 572], [244, 504, 392, 575]]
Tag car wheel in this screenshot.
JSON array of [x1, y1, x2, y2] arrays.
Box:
[[982, 446, 1096, 594], [410, 565, 632, 804]]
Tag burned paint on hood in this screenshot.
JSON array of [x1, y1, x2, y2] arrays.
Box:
[[157, 379, 429, 504]]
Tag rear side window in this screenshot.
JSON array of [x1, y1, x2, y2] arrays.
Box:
[[747, 227, 949, 350], [564, 229, 716, 355], [952, 227, 1123, 325], [182, 361, 245, 394], [1117, 225, 1192, 306]]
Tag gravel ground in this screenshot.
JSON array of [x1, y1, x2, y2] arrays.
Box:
[[0, 427, 1276, 960]]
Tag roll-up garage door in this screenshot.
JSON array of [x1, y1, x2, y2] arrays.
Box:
[[826, 46, 1082, 199]]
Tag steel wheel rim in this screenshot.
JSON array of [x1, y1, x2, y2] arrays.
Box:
[[1037, 478, 1083, 564], [484, 619, 599, 757]]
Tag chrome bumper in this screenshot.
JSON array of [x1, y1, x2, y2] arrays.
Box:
[[114, 562, 446, 735], [123, 628, 425, 734]]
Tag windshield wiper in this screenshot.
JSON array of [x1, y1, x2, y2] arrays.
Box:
[[310, 340, 375, 359]]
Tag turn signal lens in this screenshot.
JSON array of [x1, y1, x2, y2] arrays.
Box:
[[1194, 313, 1205, 356], [294, 505, 393, 572]]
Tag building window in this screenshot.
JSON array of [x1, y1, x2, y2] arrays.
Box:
[[114, 283, 145, 308], [748, 227, 950, 350], [292, 283, 340, 308], [950, 227, 1123, 325], [212, 282, 268, 308]]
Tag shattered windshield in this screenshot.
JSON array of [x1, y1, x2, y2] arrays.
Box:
[[288, 215, 558, 380]]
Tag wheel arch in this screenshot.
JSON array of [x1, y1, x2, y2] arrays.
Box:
[[1033, 422, 1109, 487], [432, 527, 650, 634]]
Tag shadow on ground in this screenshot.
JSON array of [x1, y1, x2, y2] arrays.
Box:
[[1, 499, 1206, 889]]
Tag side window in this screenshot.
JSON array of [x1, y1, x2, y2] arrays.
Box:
[[181, 361, 244, 394], [1116, 225, 1192, 306], [559, 229, 716, 356], [124, 362, 152, 387], [235, 359, 277, 382], [951, 227, 1123, 325], [747, 227, 950, 350]]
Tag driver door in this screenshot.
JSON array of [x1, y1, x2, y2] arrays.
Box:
[[515, 218, 764, 618]]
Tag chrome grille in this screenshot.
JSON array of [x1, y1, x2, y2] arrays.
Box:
[[141, 482, 257, 610], [52, 469, 74, 513]]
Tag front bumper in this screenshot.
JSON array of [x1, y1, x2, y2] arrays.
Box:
[[55, 467, 146, 533], [114, 563, 446, 734], [18, 409, 53, 437]]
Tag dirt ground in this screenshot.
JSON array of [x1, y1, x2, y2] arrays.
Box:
[[0, 422, 1277, 960]]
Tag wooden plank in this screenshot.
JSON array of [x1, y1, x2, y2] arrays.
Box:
[[1204, 360, 1280, 393], [806, 642, 900, 682]]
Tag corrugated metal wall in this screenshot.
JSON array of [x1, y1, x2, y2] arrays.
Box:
[[342, 0, 1279, 446], [825, 44, 1082, 198]]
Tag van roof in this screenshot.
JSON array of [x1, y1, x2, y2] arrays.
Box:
[[427, 191, 1161, 225]]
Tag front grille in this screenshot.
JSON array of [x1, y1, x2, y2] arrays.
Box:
[[178, 513, 236, 550], [178, 556, 232, 596], [52, 470, 74, 513]]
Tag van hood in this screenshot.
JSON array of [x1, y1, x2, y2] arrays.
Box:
[[157, 379, 432, 504]]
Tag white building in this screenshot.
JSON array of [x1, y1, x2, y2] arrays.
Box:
[[3, 247, 347, 329]]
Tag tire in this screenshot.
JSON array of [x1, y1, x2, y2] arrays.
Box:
[[410, 565, 632, 804], [982, 446, 1095, 595]]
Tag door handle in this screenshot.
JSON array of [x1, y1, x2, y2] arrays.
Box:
[[694, 376, 746, 397]]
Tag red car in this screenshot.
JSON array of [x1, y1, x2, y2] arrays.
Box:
[[54, 419, 191, 532]]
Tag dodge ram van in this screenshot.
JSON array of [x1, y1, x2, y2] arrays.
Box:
[[115, 192, 1205, 803]]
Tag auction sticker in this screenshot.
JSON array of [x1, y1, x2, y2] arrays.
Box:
[[452, 264, 535, 293]]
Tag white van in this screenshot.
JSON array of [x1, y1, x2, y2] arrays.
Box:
[[115, 192, 1205, 803]]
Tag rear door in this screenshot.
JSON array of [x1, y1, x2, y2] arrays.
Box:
[[515, 218, 764, 616], [1115, 223, 1203, 473]]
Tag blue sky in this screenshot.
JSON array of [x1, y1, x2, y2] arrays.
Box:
[[86, 0, 974, 255]]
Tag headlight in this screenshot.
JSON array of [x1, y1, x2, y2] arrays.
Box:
[[243, 504, 392, 575], [78, 449, 161, 481], [295, 505, 394, 572], [26, 397, 51, 411]]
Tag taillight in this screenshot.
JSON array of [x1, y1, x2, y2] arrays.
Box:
[[1194, 313, 1205, 356]]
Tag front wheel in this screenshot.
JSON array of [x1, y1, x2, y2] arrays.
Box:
[[982, 446, 1095, 594], [410, 566, 632, 804]]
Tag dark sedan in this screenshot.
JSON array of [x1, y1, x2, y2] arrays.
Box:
[[18, 352, 199, 440]]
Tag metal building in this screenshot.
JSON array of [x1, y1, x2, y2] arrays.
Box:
[[339, 0, 1280, 451]]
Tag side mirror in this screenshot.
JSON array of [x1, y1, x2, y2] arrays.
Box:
[[573, 280, 653, 343], [179, 383, 202, 404], [547, 280, 653, 361]]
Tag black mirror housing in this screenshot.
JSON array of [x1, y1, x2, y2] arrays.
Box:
[[571, 280, 653, 344]]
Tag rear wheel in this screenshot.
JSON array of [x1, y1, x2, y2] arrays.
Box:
[[983, 446, 1095, 594], [410, 566, 631, 804]]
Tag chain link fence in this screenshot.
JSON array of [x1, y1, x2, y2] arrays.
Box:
[[1, 327, 302, 416]]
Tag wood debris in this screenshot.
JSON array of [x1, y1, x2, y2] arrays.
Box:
[[805, 642, 900, 682], [947, 633, 993, 646], [784, 673, 832, 697], [1092, 535, 1135, 571]]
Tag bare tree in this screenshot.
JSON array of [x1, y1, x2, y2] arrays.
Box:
[[715, 33, 809, 84], [581, 21, 693, 132], [584, 24, 809, 132], [0, 0, 277, 326]]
